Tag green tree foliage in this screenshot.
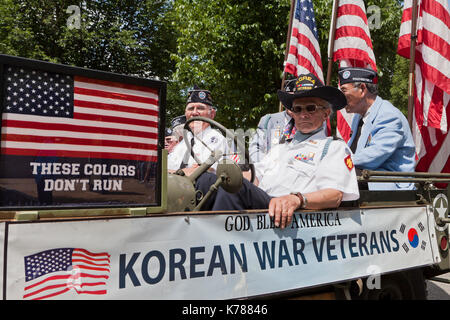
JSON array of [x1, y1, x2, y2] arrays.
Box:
[[390, 53, 410, 116], [171, 0, 409, 129], [0, 0, 179, 116], [1, 0, 176, 77], [1, 0, 175, 73], [170, 0, 291, 128], [0, 0, 411, 129]]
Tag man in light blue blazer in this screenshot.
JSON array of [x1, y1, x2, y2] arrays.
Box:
[[249, 79, 296, 163], [338, 67, 416, 190], [249, 110, 293, 163]]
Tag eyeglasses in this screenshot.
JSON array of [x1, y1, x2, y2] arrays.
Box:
[[291, 104, 326, 114]]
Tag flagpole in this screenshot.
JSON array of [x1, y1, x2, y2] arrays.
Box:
[[325, 0, 339, 136], [326, 0, 339, 86], [279, 0, 296, 112], [407, 0, 419, 129]]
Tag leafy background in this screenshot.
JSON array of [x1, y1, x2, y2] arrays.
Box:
[[0, 0, 409, 131]]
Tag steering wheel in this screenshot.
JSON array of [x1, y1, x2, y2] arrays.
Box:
[[182, 116, 255, 183]]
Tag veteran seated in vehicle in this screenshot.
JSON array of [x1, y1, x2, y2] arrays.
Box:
[[337, 67, 416, 191], [195, 74, 360, 228], [165, 115, 186, 154], [167, 86, 231, 175]]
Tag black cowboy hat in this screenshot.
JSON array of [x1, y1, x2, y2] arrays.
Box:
[[277, 73, 347, 111]]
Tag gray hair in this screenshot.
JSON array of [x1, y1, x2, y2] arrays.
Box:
[[354, 82, 378, 95]]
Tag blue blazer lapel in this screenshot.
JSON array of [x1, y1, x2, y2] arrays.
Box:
[[348, 114, 362, 148], [357, 97, 382, 150]]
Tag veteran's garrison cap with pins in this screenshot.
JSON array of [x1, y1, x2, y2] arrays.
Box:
[[186, 85, 214, 107], [338, 67, 378, 85]]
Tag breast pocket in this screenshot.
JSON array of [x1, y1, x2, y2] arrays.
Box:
[[284, 156, 314, 180]]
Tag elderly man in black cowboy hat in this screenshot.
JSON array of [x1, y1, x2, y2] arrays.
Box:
[[197, 73, 360, 228]]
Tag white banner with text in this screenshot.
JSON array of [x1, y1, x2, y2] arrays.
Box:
[[3, 206, 439, 300]]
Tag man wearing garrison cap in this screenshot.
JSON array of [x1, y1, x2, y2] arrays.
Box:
[[338, 67, 416, 190], [167, 86, 229, 173], [165, 115, 186, 154]]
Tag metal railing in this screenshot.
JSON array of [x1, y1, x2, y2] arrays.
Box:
[[358, 170, 450, 184]]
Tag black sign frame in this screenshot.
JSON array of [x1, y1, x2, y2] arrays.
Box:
[[0, 54, 166, 211]]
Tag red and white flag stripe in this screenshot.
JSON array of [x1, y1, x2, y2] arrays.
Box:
[[329, 0, 377, 142], [331, 0, 377, 72], [398, 0, 449, 176], [284, 0, 324, 82]]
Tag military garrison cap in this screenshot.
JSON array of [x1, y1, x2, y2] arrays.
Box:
[[170, 115, 186, 130], [338, 67, 378, 85], [186, 85, 214, 107]]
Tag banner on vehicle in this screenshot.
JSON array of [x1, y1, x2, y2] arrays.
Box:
[[3, 206, 439, 300]]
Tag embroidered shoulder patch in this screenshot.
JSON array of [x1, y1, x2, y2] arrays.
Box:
[[210, 136, 218, 144], [344, 155, 354, 171]]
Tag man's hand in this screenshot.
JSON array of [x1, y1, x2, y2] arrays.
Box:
[[180, 164, 199, 176], [243, 171, 259, 186], [268, 194, 301, 229], [168, 164, 199, 176]]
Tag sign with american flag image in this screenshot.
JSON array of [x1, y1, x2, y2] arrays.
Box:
[[23, 248, 110, 300], [0, 55, 165, 208]]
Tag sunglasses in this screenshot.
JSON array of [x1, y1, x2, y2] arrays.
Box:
[[291, 104, 326, 114]]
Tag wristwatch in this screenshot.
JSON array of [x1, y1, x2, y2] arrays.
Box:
[[291, 192, 307, 209]]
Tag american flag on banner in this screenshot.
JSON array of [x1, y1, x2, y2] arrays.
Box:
[[2, 66, 159, 162], [284, 0, 324, 82], [23, 248, 110, 300], [397, 0, 450, 177], [329, 0, 377, 142]]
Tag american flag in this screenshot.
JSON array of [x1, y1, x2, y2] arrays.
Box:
[[2, 66, 159, 162], [397, 0, 449, 178], [329, 0, 377, 142], [229, 153, 240, 164], [284, 0, 324, 82], [23, 248, 110, 300], [330, 0, 377, 72]]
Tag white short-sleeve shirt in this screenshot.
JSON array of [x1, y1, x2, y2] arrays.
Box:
[[255, 129, 359, 201], [167, 126, 230, 171]]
